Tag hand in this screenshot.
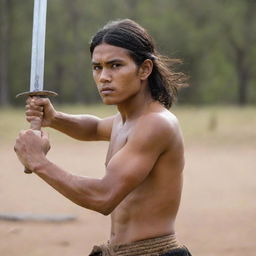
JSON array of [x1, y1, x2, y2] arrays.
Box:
[[14, 130, 51, 172], [25, 97, 57, 127]]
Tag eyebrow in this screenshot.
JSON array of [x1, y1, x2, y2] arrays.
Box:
[[91, 59, 125, 65]]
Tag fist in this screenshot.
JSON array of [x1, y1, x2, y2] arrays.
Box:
[[14, 130, 50, 171], [25, 97, 56, 127]]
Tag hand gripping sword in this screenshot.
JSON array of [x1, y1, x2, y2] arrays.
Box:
[[16, 0, 57, 173]]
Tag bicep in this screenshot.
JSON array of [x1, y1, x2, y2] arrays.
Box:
[[102, 131, 165, 209], [95, 115, 115, 141]]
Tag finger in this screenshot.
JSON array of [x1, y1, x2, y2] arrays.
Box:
[[26, 97, 32, 105], [26, 97, 49, 108], [18, 130, 31, 140], [26, 116, 39, 123], [26, 129, 41, 138], [30, 101, 44, 111], [41, 134, 50, 145], [19, 129, 26, 136], [31, 97, 50, 107], [41, 131, 51, 153], [25, 115, 43, 126], [25, 109, 43, 117], [40, 130, 48, 138], [25, 103, 44, 112]]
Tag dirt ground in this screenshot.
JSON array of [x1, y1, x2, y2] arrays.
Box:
[[0, 111, 255, 256]]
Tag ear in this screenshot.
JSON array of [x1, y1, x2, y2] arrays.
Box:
[[138, 59, 153, 80]]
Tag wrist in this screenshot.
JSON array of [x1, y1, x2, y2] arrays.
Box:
[[29, 156, 51, 174], [49, 111, 60, 128]]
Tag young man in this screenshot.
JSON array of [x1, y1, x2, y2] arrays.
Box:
[[14, 19, 191, 255]]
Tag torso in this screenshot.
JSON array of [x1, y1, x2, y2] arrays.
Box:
[[105, 107, 185, 245]]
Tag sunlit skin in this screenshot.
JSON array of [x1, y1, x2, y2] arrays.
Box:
[[92, 44, 144, 107], [14, 43, 185, 245]]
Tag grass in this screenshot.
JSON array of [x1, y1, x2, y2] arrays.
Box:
[[1, 104, 256, 146], [0, 104, 116, 143], [172, 105, 256, 145]]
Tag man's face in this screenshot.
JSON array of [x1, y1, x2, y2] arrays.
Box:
[[92, 43, 142, 105]]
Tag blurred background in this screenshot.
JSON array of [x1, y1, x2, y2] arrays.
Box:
[[0, 1, 256, 256], [1, 0, 256, 106]]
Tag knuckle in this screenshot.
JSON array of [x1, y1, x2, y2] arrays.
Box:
[[26, 98, 31, 104]]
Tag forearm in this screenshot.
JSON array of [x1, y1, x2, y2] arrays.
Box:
[[50, 111, 101, 141], [33, 159, 111, 215]]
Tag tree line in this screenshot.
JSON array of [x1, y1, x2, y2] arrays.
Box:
[[1, 0, 256, 106]]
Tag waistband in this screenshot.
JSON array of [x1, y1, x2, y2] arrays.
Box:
[[89, 233, 182, 256]]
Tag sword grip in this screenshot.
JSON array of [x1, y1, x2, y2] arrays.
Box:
[[24, 98, 43, 174], [16, 91, 57, 174], [24, 130, 42, 174]]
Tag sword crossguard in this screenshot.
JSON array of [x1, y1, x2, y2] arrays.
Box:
[[16, 90, 58, 174], [16, 90, 58, 98]]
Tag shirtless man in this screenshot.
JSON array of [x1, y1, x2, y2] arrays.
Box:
[[14, 19, 191, 255]]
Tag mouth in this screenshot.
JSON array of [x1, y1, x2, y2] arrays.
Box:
[[100, 87, 114, 95]]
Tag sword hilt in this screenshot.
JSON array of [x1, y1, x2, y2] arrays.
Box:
[[16, 90, 58, 98], [16, 90, 58, 174]]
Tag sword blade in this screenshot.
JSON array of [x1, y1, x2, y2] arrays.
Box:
[[30, 0, 47, 92]]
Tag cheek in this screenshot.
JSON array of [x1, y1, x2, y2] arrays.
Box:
[[120, 73, 140, 90], [92, 73, 101, 91], [92, 72, 98, 83], [117, 68, 140, 86]]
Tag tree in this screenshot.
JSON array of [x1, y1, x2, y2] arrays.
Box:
[[221, 0, 256, 105], [1, 0, 256, 106], [0, 0, 11, 106]]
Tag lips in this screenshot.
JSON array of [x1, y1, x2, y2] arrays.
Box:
[[100, 86, 114, 95]]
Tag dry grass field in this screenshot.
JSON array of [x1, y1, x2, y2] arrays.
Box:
[[0, 105, 255, 256]]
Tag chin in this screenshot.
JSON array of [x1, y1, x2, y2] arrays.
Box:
[[101, 95, 132, 105], [102, 97, 118, 105]]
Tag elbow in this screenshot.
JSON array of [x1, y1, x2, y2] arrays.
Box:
[[98, 207, 112, 216], [79, 194, 116, 216], [93, 190, 119, 216], [95, 199, 116, 216]]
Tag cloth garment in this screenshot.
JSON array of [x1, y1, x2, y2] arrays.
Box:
[[89, 234, 192, 256]]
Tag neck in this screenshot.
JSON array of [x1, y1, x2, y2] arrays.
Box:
[[117, 83, 155, 124]]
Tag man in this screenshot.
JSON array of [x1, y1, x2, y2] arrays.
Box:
[[14, 19, 191, 255]]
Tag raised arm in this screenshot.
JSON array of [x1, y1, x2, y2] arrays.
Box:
[[14, 115, 173, 215], [26, 97, 114, 141]]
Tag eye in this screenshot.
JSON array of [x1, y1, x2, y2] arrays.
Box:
[[93, 65, 102, 71], [112, 63, 122, 69]]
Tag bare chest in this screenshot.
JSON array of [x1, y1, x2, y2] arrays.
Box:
[[105, 124, 130, 166]]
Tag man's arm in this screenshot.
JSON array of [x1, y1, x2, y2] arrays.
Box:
[[26, 97, 114, 141], [50, 112, 114, 141], [15, 115, 172, 215]]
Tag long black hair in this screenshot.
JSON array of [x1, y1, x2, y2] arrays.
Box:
[[90, 19, 187, 109]]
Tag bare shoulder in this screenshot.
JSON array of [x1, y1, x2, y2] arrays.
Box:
[[135, 109, 180, 137], [130, 109, 182, 151]]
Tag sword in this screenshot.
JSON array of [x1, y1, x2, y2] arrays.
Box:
[[16, 0, 57, 174]]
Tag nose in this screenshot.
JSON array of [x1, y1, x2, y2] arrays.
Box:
[[99, 68, 111, 83]]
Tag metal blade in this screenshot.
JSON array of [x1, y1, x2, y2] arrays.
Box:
[[30, 0, 47, 92]]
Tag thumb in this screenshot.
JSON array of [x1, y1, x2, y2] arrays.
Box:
[[41, 130, 51, 154], [33, 97, 50, 106], [41, 130, 49, 140]]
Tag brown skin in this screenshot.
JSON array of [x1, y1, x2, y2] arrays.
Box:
[[14, 44, 185, 245]]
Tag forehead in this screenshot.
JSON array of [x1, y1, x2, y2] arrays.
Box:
[[92, 43, 133, 63]]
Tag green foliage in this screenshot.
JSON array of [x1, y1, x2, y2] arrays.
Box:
[[1, 0, 256, 105]]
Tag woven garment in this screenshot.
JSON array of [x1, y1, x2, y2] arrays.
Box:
[[89, 234, 192, 256]]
